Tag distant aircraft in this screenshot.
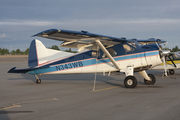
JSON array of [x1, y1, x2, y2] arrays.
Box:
[[8, 29, 169, 88]]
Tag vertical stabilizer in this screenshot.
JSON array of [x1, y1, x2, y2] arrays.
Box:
[[28, 39, 74, 67], [28, 39, 48, 67]]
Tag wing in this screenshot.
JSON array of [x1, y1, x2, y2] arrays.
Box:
[[32, 29, 127, 51], [33, 29, 167, 51], [137, 38, 166, 45]]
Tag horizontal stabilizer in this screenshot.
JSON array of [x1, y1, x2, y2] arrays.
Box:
[[8, 67, 32, 74], [8, 65, 51, 74]]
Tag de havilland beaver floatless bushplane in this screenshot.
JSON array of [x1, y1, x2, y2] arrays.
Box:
[[8, 29, 170, 88]]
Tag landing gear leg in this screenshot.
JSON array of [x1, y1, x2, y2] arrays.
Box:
[[144, 74, 156, 85], [124, 66, 137, 88], [35, 74, 42, 84], [138, 70, 156, 85]]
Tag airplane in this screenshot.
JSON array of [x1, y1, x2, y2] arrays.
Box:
[[8, 29, 169, 88]]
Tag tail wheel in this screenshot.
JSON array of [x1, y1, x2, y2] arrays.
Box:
[[124, 76, 137, 88], [144, 74, 156, 85], [169, 69, 175, 75]]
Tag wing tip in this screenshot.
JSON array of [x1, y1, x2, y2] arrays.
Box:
[[32, 29, 61, 37]]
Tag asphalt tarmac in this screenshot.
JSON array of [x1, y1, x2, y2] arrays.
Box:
[[1, 56, 180, 120]]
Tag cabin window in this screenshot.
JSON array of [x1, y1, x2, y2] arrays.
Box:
[[128, 41, 138, 49], [92, 51, 100, 58], [102, 48, 117, 58], [123, 44, 135, 53], [123, 40, 140, 53]]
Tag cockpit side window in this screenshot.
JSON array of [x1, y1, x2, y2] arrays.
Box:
[[123, 43, 137, 53], [123, 40, 140, 53], [102, 48, 117, 58], [123, 44, 135, 52], [92, 50, 100, 58]]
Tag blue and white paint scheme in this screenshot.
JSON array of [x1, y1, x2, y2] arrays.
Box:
[[8, 29, 167, 88]]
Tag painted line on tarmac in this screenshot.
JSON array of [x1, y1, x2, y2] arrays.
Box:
[[0, 98, 58, 111], [92, 86, 119, 92], [0, 104, 21, 111], [15, 98, 58, 105]]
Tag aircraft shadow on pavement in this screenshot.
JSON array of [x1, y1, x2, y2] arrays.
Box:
[[7, 73, 127, 87], [8, 70, 176, 88], [8, 73, 118, 82], [0, 111, 33, 114]]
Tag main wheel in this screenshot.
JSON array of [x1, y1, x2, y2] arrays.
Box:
[[36, 78, 41, 84], [124, 76, 137, 88], [144, 74, 156, 85], [169, 69, 175, 75]]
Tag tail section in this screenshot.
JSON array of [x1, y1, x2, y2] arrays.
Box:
[[28, 39, 74, 67]]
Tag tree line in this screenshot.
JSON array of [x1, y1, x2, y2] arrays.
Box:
[[164, 46, 180, 52], [0, 45, 77, 55], [0, 48, 29, 55]]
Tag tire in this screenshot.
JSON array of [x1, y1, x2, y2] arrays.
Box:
[[124, 76, 137, 88], [169, 69, 175, 75], [144, 74, 156, 85]]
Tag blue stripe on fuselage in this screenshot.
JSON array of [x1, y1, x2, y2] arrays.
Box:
[[28, 50, 159, 74]]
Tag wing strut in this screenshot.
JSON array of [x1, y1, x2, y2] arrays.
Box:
[[95, 40, 120, 70]]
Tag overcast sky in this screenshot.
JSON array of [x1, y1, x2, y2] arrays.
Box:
[[0, 0, 180, 51]]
